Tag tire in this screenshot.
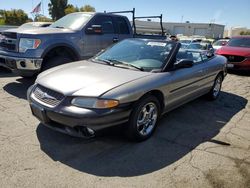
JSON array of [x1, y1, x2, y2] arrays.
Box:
[[207, 74, 223, 100], [42, 56, 73, 72], [126, 95, 160, 142]]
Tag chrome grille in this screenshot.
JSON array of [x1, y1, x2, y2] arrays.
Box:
[[222, 55, 246, 63], [0, 32, 17, 51], [32, 85, 64, 107]]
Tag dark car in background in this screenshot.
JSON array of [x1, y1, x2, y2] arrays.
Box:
[[216, 36, 250, 71]]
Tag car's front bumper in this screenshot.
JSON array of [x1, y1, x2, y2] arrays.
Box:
[[0, 54, 42, 75], [226, 58, 250, 71], [27, 85, 132, 138]]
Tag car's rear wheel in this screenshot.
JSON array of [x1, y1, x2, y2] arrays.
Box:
[[208, 74, 223, 100], [126, 95, 160, 142]]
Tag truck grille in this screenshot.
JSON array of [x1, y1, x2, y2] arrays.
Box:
[[0, 32, 17, 51], [32, 85, 64, 107], [222, 55, 246, 63]]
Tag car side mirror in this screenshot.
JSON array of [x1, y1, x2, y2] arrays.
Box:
[[174, 59, 193, 69], [207, 48, 214, 58], [86, 25, 103, 35]]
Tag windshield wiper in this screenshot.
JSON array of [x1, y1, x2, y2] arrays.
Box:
[[106, 59, 144, 71], [94, 58, 114, 66], [54, 26, 65, 29]]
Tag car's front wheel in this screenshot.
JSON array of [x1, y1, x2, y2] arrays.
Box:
[[126, 95, 160, 142], [208, 74, 223, 100]]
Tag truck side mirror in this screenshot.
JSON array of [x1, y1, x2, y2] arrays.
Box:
[[86, 25, 103, 35]]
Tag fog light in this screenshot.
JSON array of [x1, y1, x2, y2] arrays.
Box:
[[87, 128, 95, 135], [20, 61, 26, 67]]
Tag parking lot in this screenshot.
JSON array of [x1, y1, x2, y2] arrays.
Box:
[[0, 67, 249, 188]]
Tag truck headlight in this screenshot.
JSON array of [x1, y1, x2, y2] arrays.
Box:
[[19, 38, 41, 53], [71, 97, 119, 109]]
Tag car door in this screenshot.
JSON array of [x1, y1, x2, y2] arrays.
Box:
[[82, 15, 118, 59], [165, 51, 207, 109]]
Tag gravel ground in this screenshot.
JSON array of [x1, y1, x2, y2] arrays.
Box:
[[0, 67, 250, 188]]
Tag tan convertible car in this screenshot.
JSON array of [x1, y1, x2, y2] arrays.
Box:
[[27, 39, 227, 141]]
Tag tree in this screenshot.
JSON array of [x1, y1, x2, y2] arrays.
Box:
[[80, 5, 95, 12], [48, 0, 68, 20], [0, 10, 5, 25], [240, 31, 250, 35], [4, 9, 28, 25], [64, 4, 79, 15]]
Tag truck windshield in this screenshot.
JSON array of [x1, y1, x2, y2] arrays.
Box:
[[95, 39, 175, 71], [50, 13, 93, 30], [228, 38, 250, 48]]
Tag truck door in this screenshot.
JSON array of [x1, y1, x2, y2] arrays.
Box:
[[82, 15, 118, 59]]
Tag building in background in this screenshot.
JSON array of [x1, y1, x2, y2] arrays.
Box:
[[134, 20, 225, 38], [224, 27, 250, 37]]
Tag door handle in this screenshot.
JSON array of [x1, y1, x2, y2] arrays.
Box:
[[113, 38, 119, 43]]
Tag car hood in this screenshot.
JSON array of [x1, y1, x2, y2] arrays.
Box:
[[217, 46, 250, 57], [36, 60, 152, 97], [5, 27, 74, 35]]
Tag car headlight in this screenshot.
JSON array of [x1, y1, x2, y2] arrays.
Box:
[[19, 38, 41, 53], [71, 97, 119, 109]]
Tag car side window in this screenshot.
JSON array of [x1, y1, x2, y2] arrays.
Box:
[[91, 16, 114, 34], [176, 50, 202, 64], [113, 17, 129, 34]]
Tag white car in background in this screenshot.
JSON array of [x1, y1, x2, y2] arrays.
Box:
[[213, 39, 229, 50], [18, 22, 52, 29]]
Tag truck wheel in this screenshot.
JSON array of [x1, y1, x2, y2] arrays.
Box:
[[207, 74, 223, 100], [42, 56, 73, 71], [126, 95, 160, 142]]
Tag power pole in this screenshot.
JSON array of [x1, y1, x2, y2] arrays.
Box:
[[42, 0, 44, 16]]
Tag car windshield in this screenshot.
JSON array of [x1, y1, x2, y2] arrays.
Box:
[[50, 13, 92, 30], [94, 39, 175, 71], [228, 38, 250, 48]]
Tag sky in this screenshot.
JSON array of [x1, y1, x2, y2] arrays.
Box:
[[0, 0, 250, 28]]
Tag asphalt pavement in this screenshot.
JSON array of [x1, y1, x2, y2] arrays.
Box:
[[0, 67, 249, 188]]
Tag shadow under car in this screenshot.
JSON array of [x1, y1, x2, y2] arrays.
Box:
[[36, 91, 247, 177]]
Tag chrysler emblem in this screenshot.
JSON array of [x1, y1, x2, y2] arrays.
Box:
[[41, 92, 57, 100], [36, 88, 56, 100]]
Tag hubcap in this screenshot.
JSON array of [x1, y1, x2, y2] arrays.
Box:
[[137, 102, 158, 136], [213, 77, 222, 97]]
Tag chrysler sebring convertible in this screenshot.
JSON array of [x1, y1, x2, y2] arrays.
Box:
[[27, 39, 227, 141]]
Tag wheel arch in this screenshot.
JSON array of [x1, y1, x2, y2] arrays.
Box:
[[41, 43, 80, 62], [138, 90, 165, 113], [217, 71, 225, 80]]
